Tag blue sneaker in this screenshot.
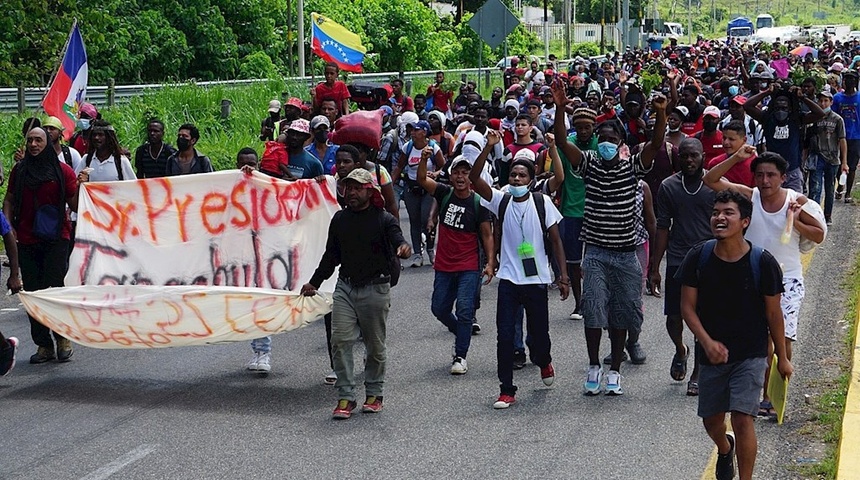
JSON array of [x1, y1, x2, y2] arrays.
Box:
[[605, 370, 623, 396], [584, 365, 603, 395]]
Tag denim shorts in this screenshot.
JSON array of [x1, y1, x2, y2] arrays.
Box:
[[697, 357, 767, 419], [581, 245, 642, 330]]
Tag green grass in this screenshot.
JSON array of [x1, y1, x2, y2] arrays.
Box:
[[798, 249, 859, 478]]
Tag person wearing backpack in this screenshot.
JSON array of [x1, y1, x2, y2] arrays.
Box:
[[2, 127, 78, 364], [677, 189, 791, 480], [469, 129, 569, 410], [42, 116, 83, 172], [553, 78, 669, 396], [417, 152, 495, 375], [704, 148, 825, 419], [301, 168, 411, 420], [77, 120, 136, 183]]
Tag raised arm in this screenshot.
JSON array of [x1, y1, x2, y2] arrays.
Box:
[[551, 77, 582, 167], [416, 146, 438, 196], [545, 133, 566, 193], [640, 93, 668, 169], [743, 85, 772, 123], [468, 130, 500, 201], [702, 144, 756, 198]]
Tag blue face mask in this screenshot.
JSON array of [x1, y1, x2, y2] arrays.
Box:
[[823, 107, 832, 114], [708, 67, 716, 73], [597, 141, 619, 161], [728, 85, 740, 96], [508, 184, 530, 197], [76, 118, 90, 130]]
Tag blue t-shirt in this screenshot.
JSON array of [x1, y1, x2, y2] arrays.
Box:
[[287, 150, 325, 179], [305, 143, 340, 174], [0, 211, 10, 236], [833, 91, 860, 140]]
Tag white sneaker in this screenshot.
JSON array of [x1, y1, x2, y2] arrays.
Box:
[[605, 370, 623, 396], [324, 370, 337, 385], [450, 357, 468, 375], [255, 353, 271, 373], [569, 310, 583, 320], [246, 352, 260, 371], [584, 365, 603, 395], [410, 253, 423, 268]]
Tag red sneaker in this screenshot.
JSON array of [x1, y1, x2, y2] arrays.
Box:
[[332, 399, 356, 419], [493, 394, 516, 409], [541, 363, 555, 386], [362, 396, 384, 413]]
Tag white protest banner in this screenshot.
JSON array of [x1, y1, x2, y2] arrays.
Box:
[[20, 171, 341, 349], [19, 286, 331, 349]]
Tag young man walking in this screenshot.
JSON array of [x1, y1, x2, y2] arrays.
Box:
[[678, 189, 792, 480], [469, 130, 569, 409], [552, 79, 668, 396], [301, 169, 411, 420], [418, 153, 495, 374]]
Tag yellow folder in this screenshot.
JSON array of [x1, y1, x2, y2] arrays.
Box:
[[767, 355, 790, 425]]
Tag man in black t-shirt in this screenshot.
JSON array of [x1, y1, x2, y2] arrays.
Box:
[[678, 189, 792, 480], [134, 119, 176, 179]]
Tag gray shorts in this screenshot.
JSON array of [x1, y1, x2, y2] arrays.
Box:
[[581, 245, 643, 330], [697, 357, 767, 419]]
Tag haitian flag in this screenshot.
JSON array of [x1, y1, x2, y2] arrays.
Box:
[[310, 13, 366, 73], [43, 22, 88, 140]]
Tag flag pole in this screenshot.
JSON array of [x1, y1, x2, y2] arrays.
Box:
[[39, 19, 78, 111]]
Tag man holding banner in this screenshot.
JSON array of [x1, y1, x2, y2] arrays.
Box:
[[301, 169, 410, 420]]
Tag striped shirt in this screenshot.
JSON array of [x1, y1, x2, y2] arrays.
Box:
[[574, 150, 651, 250]]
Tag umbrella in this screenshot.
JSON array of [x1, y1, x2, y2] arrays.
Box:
[[790, 45, 818, 58]]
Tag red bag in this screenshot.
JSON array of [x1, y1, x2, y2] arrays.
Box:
[[331, 109, 384, 151], [260, 141, 288, 176]]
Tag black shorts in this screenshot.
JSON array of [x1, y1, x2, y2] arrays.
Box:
[[663, 265, 682, 316]]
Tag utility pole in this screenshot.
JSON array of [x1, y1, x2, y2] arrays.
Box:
[[298, 0, 305, 77], [601, 0, 606, 54], [287, 0, 294, 76], [544, 0, 550, 64], [687, 0, 693, 44], [564, 0, 571, 58]]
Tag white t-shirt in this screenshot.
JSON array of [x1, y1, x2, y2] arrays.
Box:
[[78, 154, 137, 182], [480, 188, 562, 285], [57, 145, 83, 172], [401, 141, 441, 181]]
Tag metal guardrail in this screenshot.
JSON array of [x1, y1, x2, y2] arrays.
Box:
[[0, 68, 501, 114]]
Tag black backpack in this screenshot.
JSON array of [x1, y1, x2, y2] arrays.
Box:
[[86, 153, 124, 181]]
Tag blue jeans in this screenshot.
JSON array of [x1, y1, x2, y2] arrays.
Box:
[[251, 336, 271, 354], [808, 157, 837, 218], [431, 270, 480, 358], [496, 280, 552, 396]]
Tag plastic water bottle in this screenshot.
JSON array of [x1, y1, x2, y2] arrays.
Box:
[[839, 172, 848, 187]]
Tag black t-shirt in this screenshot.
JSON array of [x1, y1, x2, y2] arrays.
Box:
[[677, 242, 784, 365]]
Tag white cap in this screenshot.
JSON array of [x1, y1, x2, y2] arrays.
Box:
[[268, 100, 281, 113], [513, 149, 536, 162]]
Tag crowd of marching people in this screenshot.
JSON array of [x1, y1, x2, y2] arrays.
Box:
[[2, 33, 856, 477]]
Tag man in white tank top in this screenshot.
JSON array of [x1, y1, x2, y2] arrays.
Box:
[[703, 147, 826, 418]]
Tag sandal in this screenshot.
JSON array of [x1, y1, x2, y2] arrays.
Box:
[[758, 400, 777, 419], [686, 380, 699, 396], [670, 345, 689, 381]]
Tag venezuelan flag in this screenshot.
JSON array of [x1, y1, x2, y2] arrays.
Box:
[[310, 13, 366, 73], [43, 22, 88, 140]]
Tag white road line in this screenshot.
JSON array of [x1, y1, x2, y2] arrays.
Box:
[[1, 308, 18, 311], [78, 444, 157, 480]]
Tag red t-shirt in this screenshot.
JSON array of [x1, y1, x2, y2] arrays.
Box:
[[390, 94, 414, 114], [314, 81, 350, 110], [696, 130, 724, 166], [7, 162, 78, 245], [432, 185, 491, 272], [427, 84, 453, 113], [681, 114, 704, 136], [706, 152, 756, 187]]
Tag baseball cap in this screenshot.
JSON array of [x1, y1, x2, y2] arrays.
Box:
[[288, 118, 311, 135], [342, 168, 380, 192], [447, 155, 472, 175], [268, 100, 282, 113], [410, 120, 431, 135], [513, 149, 536, 163], [379, 105, 393, 116], [504, 99, 520, 110], [285, 97, 303, 110], [818, 90, 834, 99], [310, 115, 330, 130], [672, 105, 689, 118], [730, 95, 748, 106], [703, 106, 721, 118], [42, 116, 64, 130]]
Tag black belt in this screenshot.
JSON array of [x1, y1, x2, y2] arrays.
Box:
[[339, 275, 390, 288]]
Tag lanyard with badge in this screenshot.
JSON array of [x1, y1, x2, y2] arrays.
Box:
[[513, 200, 539, 277]]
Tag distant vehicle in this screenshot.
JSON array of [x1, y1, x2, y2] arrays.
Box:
[[663, 22, 684, 37], [495, 55, 540, 69], [848, 31, 860, 41], [756, 14, 774, 29], [727, 17, 755, 39], [824, 24, 851, 42]]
